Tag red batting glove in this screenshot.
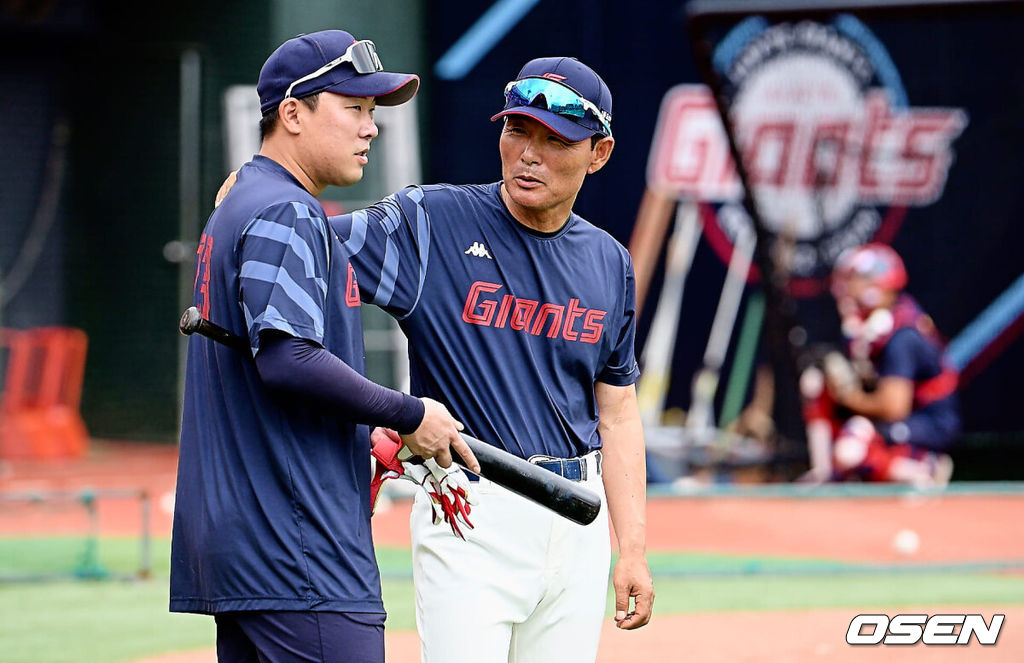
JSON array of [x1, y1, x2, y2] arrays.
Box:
[[370, 428, 406, 515]]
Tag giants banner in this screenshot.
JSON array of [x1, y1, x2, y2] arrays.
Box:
[[649, 16, 968, 291]]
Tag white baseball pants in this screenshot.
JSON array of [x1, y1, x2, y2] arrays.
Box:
[[409, 451, 609, 663]]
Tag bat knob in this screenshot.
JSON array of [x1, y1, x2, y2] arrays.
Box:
[[179, 306, 202, 336]]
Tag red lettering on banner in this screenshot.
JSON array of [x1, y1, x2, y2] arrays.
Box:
[[858, 93, 888, 194], [345, 263, 360, 307], [803, 122, 851, 188], [461, 281, 606, 344], [745, 122, 795, 187], [648, 85, 966, 205]]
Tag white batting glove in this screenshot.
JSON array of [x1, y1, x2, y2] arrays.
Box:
[[405, 459, 479, 539], [370, 427, 478, 539]]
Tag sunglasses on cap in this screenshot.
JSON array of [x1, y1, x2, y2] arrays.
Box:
[[503, 77, 613, 137], [284, 39, 383, 100]]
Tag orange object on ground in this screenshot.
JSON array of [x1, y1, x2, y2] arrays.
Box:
[[0, 326, 89, 459]]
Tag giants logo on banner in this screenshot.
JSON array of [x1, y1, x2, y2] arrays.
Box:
[[648, 16, 968, 295]]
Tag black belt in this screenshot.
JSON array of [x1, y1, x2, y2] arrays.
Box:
[[528, 451, 600, 482]]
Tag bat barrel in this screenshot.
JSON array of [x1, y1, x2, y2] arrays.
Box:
[[456, 434, 602, 526]]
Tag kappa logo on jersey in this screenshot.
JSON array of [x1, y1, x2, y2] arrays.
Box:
[[648, 17, 968, 293], [462, 280, 606, 344], [464, 241, 493, 259]]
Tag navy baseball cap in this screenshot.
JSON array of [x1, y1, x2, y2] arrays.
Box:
[[258, 30, 419, 114], [491, 56, 613, 142]]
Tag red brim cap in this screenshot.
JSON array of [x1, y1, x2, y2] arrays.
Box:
[[327, 72, 420, 106]]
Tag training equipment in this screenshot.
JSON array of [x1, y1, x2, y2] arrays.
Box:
[[179, 306, 602, 526], [635, 201, 701, 428], [687, 226, 756, 434]]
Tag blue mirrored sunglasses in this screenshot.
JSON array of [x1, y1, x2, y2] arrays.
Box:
[[503, 77, 612, 137]]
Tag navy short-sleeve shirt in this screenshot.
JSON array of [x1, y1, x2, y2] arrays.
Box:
[[332, 182, 640, 459]]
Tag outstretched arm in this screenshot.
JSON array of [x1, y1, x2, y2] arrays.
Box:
[[597, 381, 654, 630]]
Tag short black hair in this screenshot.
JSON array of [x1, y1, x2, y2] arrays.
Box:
[[259, 93, 322, 141]]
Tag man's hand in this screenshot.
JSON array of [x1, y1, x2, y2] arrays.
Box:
[[214, 170, 238, 208], [612, 553, 654, 629], [401, 398, 479, 473], [370, 428, 478, 539]]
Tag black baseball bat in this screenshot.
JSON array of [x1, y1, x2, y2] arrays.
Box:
[[179, 306, 251, 354], [179, 306, 602, 526]]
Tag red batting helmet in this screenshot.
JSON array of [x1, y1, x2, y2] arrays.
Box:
[[832, 243, 908, 293]]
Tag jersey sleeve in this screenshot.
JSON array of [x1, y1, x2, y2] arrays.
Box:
[[330, 186, 430, 319], [878, 328, 927, 380], [596, 254, 641, 386], [238, 201, 331, 352]]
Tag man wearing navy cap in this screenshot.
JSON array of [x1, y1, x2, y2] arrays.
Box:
[[339, 56, 654, 662], [169, 30, 479, 663]]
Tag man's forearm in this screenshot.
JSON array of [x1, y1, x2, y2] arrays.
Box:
[[839, 381, 912, 422], [602, 429, 647, 554], [598, 392, 647, 554]]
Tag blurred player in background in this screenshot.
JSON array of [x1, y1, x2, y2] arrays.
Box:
[[800, 243, 959, 487], [170, 30, 478, 663], [341, 56, 653, 662]]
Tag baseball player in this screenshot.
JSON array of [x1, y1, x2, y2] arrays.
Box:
[[335, 56, 654, 662], [801, 243, 960, 486], [169, 30, 478, 663]]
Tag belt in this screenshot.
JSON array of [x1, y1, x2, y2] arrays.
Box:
[[528, 451, 601, 482]]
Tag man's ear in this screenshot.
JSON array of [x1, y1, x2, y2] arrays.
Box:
[[277, 98, 304, 135], [586, 136, 615, 175]]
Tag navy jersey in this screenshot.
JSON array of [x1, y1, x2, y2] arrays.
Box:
[[332, 182, 639, 459], [171, 156, 383, 615], [878, 327, 961, 444]]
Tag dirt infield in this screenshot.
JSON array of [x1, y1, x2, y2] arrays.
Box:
[[3, 440, 1022, 662], [375, 483, 1024, 563], [5, 440, 1023, 564]]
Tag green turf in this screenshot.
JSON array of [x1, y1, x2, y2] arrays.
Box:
[[0, 578, 215, 663], [3, 538, 1024, 662], [0, 536, 165, 580], [638, 573, 1024, 614]]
